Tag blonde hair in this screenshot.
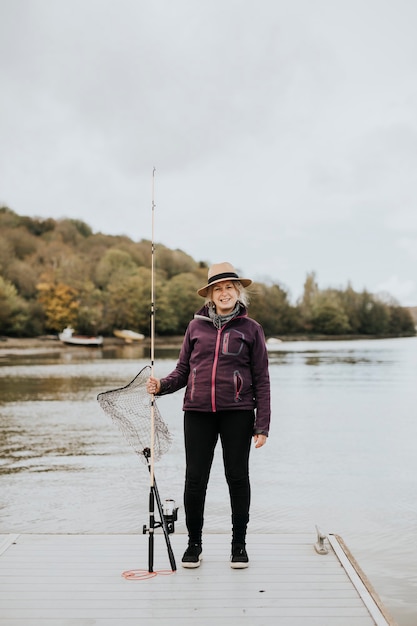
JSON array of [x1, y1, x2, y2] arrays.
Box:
[[205, 280, 250, 308]]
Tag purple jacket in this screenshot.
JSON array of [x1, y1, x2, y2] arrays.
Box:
[[159, 305, 271, 436]]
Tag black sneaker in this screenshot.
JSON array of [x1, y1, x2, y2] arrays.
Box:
[[230, 543, 249, 569], [181, 542, 202, 568]]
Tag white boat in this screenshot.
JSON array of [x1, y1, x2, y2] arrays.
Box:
[[58, 327, 103, 347], [266, 337, 283, 351], [113, 329, 145, 344]]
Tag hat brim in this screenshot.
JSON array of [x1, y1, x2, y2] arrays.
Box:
[[197, 277, 252, 297]]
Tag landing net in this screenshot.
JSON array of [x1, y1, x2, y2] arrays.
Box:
[[97, 365, 172, 464]]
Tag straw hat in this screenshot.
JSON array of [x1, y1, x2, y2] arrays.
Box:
[[197, 262, 252, 297]]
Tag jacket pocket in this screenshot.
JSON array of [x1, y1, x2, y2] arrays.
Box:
[[222, 330, 244, 356], [233, 370, 243, 402]]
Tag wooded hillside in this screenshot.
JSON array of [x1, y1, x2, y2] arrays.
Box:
[[0, 206, 415, 338]]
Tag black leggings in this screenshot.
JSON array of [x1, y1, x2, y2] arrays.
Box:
[[183, 409, 254, 544]]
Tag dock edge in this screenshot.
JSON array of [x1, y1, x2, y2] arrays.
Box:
[[328, 534, 398, 626]]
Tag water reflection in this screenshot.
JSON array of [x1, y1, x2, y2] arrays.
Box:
[[0, 376, 96, 402]]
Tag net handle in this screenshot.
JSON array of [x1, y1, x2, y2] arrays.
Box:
[[150, 167, 156, 487]]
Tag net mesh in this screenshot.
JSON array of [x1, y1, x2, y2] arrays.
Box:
[[97, 365, 172, 463]]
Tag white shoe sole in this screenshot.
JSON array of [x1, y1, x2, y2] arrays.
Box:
[[181, 556, 202, 569]]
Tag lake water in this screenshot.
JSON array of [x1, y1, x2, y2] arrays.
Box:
[[0, 336, 416, 625]]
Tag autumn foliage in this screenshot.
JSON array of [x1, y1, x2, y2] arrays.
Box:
[[0, 206, 415, 338]]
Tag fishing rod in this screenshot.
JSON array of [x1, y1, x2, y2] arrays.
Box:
[[97, 169, 176, 578], [143, 167, 177, 573]]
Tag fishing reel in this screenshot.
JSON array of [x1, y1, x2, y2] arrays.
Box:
[[143, 498, 178, 536], [162, 498, 179, 534]]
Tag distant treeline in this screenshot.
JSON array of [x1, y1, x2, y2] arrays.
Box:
[[0, 206, 415, 338]]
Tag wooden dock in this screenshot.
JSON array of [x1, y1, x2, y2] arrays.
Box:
[[0, 532, 397, 626]]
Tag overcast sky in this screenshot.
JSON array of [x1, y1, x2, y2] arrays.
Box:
[[1, 0, 417, 306]]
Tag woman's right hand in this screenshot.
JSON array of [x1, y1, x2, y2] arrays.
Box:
[[146, 376, 161, 395]]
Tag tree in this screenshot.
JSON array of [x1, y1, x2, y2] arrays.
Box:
[[73, 281, 104, 335], [4, 259, 38, 298], [0, 234, 15, 275], [310, 292, 351, 335], [357, 292, 390, 335], [95, 248, 137, 289], [388, 305, 416, 335], [299, 272, 319, 331], [101, 267, 152, 334], [249, 282, 299, 336], [156, 247, 199, 279], [156, 272, 202, 334], [6, 226, 38, 259], [36, 282, 79, 332], [0, 275, 31, 336], [338, 283, 362, 333]]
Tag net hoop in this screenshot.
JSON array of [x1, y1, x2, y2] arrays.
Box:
[[97, 365, 172, 464]]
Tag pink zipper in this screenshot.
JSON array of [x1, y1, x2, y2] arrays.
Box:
[[211, 328, 222, 411]]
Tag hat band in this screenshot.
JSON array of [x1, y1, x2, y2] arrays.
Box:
[[207, 271, 239, 285]]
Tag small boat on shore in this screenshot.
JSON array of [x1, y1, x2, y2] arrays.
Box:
[[266, 337, 283, 351], [58, 327, 103, 347], [113, 329, 145, 344]]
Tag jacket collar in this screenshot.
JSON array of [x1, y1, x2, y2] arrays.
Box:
[[194, 304, 248, 322]]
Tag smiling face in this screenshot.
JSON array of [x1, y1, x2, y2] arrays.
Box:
[[210, 280, 239, 315]]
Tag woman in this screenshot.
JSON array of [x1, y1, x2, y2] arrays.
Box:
[[147, 262, 270, 569]]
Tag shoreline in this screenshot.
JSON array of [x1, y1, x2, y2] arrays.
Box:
[[0, 335, 184, 357], [0, 333, 414, 358]]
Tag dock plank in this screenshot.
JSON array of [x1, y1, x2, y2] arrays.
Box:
[[0, 533, 396, 626]]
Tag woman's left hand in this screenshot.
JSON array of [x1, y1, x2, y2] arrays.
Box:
[[253, 434, 267, 448]]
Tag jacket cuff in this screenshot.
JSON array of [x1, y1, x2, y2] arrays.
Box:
[[158, 378, 170, 395]]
